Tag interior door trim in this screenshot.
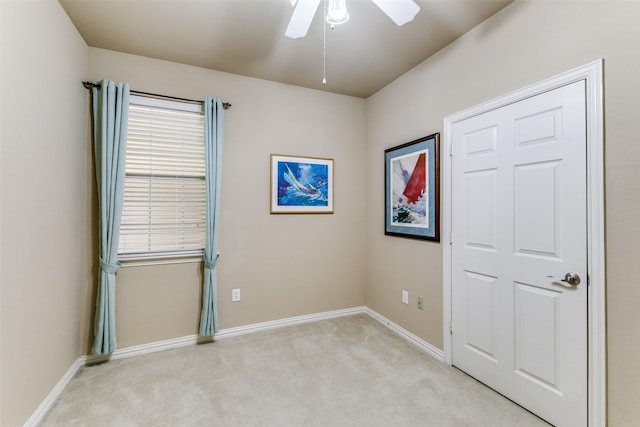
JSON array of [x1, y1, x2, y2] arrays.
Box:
[[442, 60, 605, 427]]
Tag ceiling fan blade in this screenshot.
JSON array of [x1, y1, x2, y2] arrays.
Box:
[[285, 0, 322, 39], [370, 0, 420, 26]]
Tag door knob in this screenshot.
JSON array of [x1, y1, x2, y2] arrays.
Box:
[[547, 273, 581, 286]]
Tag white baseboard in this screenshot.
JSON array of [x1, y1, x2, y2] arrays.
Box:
[[83, 334, 206, 365], [214, 306, 367, 340], [23, 357, 84, 427], [29, 305, 444, 426], [364, 307, 445, 362], [82, 306, 367, 366]]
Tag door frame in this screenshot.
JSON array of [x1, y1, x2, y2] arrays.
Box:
[[442, 60, 605, 427]]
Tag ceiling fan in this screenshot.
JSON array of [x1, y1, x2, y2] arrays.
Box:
[[285, 0, 421, 39]]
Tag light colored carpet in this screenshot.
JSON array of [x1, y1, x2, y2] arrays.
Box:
[[40, 314, 549, 426]]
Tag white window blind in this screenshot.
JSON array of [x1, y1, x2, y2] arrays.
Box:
[[118, 95, 206, 259]]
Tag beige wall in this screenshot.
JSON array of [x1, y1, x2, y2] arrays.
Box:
[[0, 1, 90, 425], [5, 1, 640, 425], [86, 49, 368, 351], [365, 1, 640, 425]]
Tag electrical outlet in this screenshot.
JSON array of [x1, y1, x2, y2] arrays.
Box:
[[402, 290, 409, 304], [417, 297, 424, 310], [232, 288, 241, 302]]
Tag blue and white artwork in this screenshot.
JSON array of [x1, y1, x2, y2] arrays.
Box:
[[271, 155, 334, 213], [277, 162, 329, 206]]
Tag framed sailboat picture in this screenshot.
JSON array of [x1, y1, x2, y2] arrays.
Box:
[[384, 133, 440, 241], [270, 154, 334, 214]]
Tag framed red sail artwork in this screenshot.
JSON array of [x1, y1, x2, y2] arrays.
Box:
[[384, 133, 440, 241]]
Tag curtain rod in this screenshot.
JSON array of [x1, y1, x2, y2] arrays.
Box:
[[82, 81, 232, 110]]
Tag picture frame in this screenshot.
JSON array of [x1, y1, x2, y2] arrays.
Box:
[[384, 133, 440, 241], [270, 154, 334, 214]]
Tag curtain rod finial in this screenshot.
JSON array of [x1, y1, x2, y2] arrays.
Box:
[[82, 81, 100, 89]]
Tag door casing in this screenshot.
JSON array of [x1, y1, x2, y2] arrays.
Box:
[[442, 60, 605, 427]]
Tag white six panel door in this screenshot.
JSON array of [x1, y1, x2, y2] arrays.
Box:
[[451, 81, 587, 427]]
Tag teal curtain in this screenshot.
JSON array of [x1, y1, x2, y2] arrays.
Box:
[[200, 97, 224, 336], [92, 80, 129, 355]]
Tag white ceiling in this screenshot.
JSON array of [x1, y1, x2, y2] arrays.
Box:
[[59, 0, 513, 98]]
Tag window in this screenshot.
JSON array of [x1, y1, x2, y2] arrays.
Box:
[[118, 95, 206, 260]]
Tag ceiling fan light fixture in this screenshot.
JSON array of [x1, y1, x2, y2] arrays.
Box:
[[326, 0, 350, 26]]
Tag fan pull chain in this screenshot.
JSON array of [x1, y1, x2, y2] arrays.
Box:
[[322, 0, 327, 85]]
